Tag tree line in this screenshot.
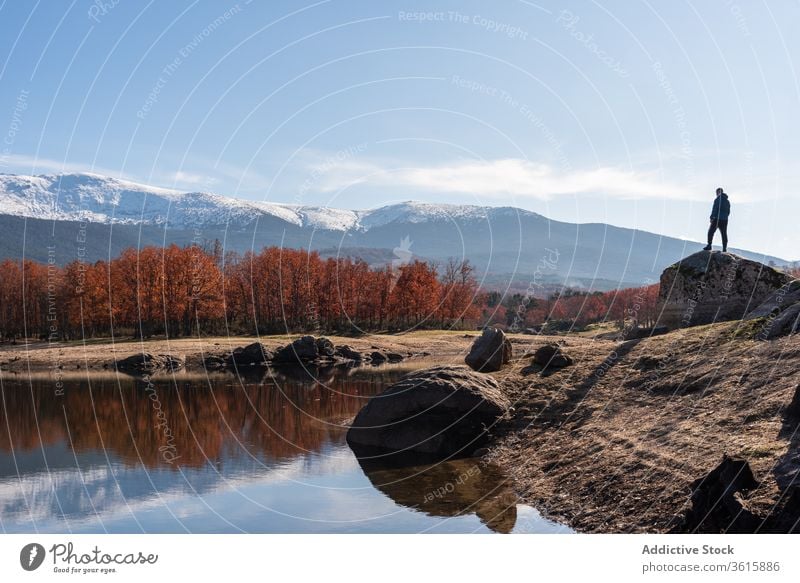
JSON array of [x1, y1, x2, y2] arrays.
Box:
[[0, 242, 669, 342], [0, 245, 481, 340]]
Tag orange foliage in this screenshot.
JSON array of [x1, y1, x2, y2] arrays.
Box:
[[0, 245, 481, 339]]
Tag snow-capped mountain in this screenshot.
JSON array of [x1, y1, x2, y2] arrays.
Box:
[[0, 173, 509, 231], [0, 172, 787, 289]]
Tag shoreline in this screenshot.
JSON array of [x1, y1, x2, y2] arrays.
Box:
[[3, 325, 799, 533]]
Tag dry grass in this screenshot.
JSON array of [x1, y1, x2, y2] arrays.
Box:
[[486, 323, 800, 532]]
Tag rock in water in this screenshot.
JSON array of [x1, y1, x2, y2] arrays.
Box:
[[658, 251, 792, 329], [115, 353, 184, 374], [347, 365, 511, 462], [464, 327, 512, 372]]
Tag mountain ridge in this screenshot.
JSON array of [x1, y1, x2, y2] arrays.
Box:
[[0, 172, 789, 290]]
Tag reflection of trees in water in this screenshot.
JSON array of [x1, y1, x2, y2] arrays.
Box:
[[0, 371, 390, 468], [358, 458, 519, 533]]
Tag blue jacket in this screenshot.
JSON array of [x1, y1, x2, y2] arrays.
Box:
[[711, 193, 730, 220]]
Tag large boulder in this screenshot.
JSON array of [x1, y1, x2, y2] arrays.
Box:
[[227, 342, 272, 367], [273, 336, 335, 364], [673, 455, 760, 533], [743, 279, 800, 339], [465, 327, 512, 372], [347, 365, 511, 461], [658, 251, 792, 329], [115, 353, 184, 375]]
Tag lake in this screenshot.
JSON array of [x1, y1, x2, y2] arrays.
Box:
[[0, 362, 569, 533]]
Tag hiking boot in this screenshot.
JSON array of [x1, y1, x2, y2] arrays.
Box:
[[703, 245, 712, 251]]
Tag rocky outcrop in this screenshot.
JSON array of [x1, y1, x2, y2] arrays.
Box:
[[334, 345, 364, 361], [673, 455, 760, 533], [347, 365, 511, 462], [464, 327, 512, 372], [273, 335, 335, 364], [115, 353, 184, 375], [227, 342, 272, 367], [743, 279, 800, 339], [532, 344, 573, 370], [658, 251, 792, 329]]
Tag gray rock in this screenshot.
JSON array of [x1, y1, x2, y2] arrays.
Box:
[[227, 342, 272, 366], [464, 327, 512, 372], [334, 345, 364, 361], [347, 365, 511, 460], [273, 335, 334, 364], [658, 251, 792, 329], [532, 344, 573, 369], [744, 280, 800, 339], [115, 353, 184, 374]]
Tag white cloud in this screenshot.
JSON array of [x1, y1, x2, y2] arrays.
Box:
[[313, 158, 703, 201]]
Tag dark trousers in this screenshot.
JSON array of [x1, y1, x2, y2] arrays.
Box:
[[708, 219, 728, 250]]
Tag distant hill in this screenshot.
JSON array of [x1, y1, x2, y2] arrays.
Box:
[[0, 172, 788, 291]]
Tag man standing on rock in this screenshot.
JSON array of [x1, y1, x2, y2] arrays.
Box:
[[704, 187, 730, 252]]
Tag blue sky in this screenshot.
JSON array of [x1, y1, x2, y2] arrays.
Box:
[[0, 0, 797, 258]]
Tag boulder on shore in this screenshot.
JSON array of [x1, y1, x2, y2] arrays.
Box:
[[273, 336, 335, 364], [334, 345, 364, 361], [227, 342, 272, 367], [464, 327, 512, 372], [658, 251, 792, 329], [347, 365, 511, 462], [115, 353, 184, 374]]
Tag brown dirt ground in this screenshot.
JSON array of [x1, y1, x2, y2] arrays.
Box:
[[486, 323, 800, 533]]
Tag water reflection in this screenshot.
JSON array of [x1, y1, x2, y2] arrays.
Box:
[[358, 458, 519, 533], [0, 364, 569, 533]]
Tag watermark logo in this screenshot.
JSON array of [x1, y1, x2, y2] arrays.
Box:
[[20, 543, 46, 571], [392, 235, 413, 269]]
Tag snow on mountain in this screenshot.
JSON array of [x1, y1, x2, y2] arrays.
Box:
[[0, 173, 526, 232]]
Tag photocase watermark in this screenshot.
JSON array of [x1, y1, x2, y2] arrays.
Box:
[[422, 464, 481, 503], [398, 10, 528, 40], [724, 0, 752, 38], [653, 61, 695, 188], [141, 376, 181, 464], [0, 88, 30, 169], [296, 142, 368, 200], [754, 280, 800, 341], [136, 3, 244, 120], [392, 235, 413, 269], [509, 247, 560, 333], [87, 0, 121, 23], [556, 10, 630, 78], [20, 543, 46, 571], [451, 75, 571, 172]]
